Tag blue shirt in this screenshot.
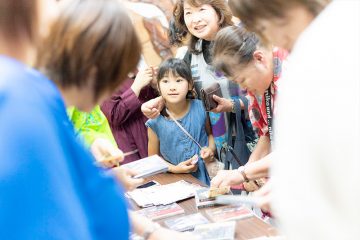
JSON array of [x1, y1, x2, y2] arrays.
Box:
[[0, 56, 130, 239], [146, 100, 210, 185]]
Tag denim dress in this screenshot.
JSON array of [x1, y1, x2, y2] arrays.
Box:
[[146, 100, 210, 185]]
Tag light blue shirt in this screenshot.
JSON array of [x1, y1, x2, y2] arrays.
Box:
[[146, 100, 210, 185], [0, 56, 130, 239]]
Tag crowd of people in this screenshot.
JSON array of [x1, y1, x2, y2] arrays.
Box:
[[0, 0, 359, 239]]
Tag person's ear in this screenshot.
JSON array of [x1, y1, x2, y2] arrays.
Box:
[[253, 50, 265, 64], [253, 50, 270, 70]]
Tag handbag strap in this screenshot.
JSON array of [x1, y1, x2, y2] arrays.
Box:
[[165, 109, 203, 150], [222, 97, 247, 167]]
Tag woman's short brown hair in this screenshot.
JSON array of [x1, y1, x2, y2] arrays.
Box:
[[171, 0, 233, 52], [0, 0, 38, 43], [36, 0, 141, 100], [229, 0, 330, 33]]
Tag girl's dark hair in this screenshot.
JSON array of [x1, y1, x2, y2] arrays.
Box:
[[212, 26, 260, 77], [229, 0, 330, 35], [157, 58, 195, 98], [36, 0, 141, 101], [0, 0, 38, 43], [171, 0, 233, 53]]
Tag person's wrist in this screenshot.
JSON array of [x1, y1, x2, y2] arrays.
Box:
[[130, 82, 142, 95], [168, 165, 178, 174], [238, 166, 249, 182], [143, 222, 161, 240]]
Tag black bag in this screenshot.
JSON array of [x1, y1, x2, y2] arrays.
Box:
[[221, 96, 257, 170]]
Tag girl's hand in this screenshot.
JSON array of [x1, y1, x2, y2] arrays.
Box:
[[200, 147, 214, 163], [170, 158, 198, 173]]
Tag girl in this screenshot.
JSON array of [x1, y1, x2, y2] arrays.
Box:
[[146, 58, 216, 185]]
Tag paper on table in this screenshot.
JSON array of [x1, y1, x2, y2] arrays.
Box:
[[128, 180, 202, 207], [121, 154, 168, 178]]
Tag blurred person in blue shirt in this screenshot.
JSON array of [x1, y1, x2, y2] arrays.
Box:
[[0, 1, 193, 239]]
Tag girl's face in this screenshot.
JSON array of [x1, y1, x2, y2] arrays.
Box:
[[183, 2, 220, 41], [158, 72, 192, 104]]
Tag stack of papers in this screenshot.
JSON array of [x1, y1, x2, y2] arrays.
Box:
[[127, 180, 202, 207], [164, 213, 210, 232], [121, 154, 168, 178], [192, 221, 236, 240], [205, 205, 253, 222], [136, 203, 185, 220]]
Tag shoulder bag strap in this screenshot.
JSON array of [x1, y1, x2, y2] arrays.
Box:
[[166, 109, 203, 150]]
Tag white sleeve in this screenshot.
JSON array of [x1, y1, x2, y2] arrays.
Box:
[[175, 46, 188, 59]]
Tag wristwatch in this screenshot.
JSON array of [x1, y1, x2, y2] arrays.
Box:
[[238, 166, 249, 182], [143, 222, 161, 240]]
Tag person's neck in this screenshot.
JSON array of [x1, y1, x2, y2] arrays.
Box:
[[265, 49, 275, 88], [166, 100, 190, 119], [0, 36, 35, 65], [58, 86, 77, 109]]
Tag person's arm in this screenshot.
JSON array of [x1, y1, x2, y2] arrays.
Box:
[[243, 154, 272, 180], [130, 68, 154, 97], [101, 68, 155, 126], [211, 96, 245, 113], [101, 87, 142, 126], [211, 153, 273, 188], [148, 127, 160, 156], [200, 114, 216, 162], [248, 135, 271, 163], [141, 96, 165, 119]]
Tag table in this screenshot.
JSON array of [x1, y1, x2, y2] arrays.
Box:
[[131, 173, 278, 240]]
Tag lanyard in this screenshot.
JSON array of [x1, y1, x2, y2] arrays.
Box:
[[264, 86, 273, 145], [166, 109, 203, 150]]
